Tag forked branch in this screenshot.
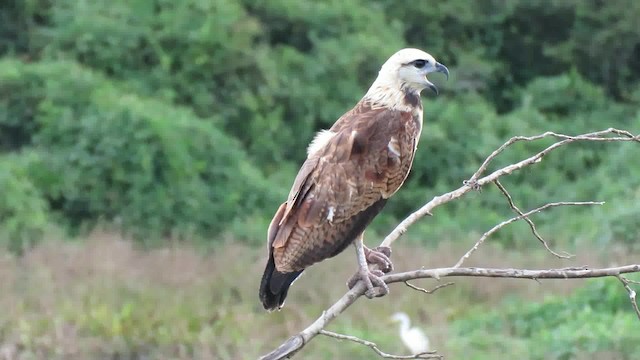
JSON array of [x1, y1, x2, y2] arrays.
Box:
[[493, 179, 574, 259], [260, 128, 640, 360], [260, 265, 640, 360], [452, 200, 603, 268], [380, 128, 639, 248]]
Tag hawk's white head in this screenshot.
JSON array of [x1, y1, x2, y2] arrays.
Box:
[[364, 48, 449, 110]]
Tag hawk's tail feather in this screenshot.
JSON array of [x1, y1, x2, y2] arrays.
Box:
[[259, 253, 303, 311]]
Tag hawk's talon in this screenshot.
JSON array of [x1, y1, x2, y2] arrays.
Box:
[[364, 246, 393, 273], [347, 268, 389, 298]]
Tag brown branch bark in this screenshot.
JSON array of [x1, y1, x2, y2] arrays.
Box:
[[259, 128, 640, 360]]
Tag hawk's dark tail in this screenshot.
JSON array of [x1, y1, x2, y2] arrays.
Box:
[[259, 253, 303, 311]]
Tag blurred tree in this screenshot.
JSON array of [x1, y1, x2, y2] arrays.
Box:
[[0, 0, 638, 245]]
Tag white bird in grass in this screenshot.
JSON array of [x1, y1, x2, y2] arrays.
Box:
[[391, 312, 430, 354]]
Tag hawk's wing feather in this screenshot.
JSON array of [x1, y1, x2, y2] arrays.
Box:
[[271, 103, 419, 272]]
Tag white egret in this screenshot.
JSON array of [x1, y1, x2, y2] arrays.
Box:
[[391, 312, 430, 354]]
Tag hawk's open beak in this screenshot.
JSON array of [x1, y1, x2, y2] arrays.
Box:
[[427, 62, 449, 95], [435, 62, 449, 80]]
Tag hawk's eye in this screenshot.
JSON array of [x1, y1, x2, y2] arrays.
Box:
[[413, 59, 427, 69]]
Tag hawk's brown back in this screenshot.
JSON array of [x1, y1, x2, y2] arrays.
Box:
[[269, 101, 422, 272]]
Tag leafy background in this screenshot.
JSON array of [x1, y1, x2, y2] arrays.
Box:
[[0, 0, 639, 359]]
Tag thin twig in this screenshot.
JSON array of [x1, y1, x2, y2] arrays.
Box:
[[616, 275, 640, 321], [453, 201, 602, 268], [404, 281, 455, 295], [494, 179, 573, 259], [319, 330, 442, 359]]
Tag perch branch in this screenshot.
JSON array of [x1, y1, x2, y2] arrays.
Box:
[[319, 330, 442, 359], [384, 265, 640, 283], [260, 265, 640, 360], [260, 128, 640, 360]]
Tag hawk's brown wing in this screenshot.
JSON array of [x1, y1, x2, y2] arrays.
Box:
[[270, 103, 421, 273]]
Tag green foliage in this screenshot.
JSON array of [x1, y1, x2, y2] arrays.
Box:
[[0, 0, 639, 246], [0, 58, 284, 241], [0, 151, 50, 254], [450, 278, 640, 359], [27, 0, 406, 169], [0, 57, 44, 150]]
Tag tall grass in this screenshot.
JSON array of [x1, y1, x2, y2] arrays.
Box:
[[0, 232, 637, 359]]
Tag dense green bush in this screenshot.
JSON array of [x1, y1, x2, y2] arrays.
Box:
[[9, 0, 634, 165], [450, 278, 640, 359], [0, 0, 638, 245], [24, 0, 405, 169], [0, 151, 50, 253], [0, 58, 45, 150], [0, 59, 284, 241]]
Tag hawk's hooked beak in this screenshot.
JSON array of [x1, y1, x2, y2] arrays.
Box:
[[435, 62, 449, 80], [427, 62, 450, 95]]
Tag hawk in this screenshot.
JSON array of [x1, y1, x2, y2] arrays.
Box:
[[259, 48, 449, 311]]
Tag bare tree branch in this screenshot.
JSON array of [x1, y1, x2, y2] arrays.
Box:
[[380, 128, 639, 248], [452, 201, 602, 268], [260, 265, 640, 360], [319, 330, 442, 359], [466, 128, 640, 185], [404, 281, 455, 295], [384, 265, 640, 283], [260, 128, 640, 360]]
